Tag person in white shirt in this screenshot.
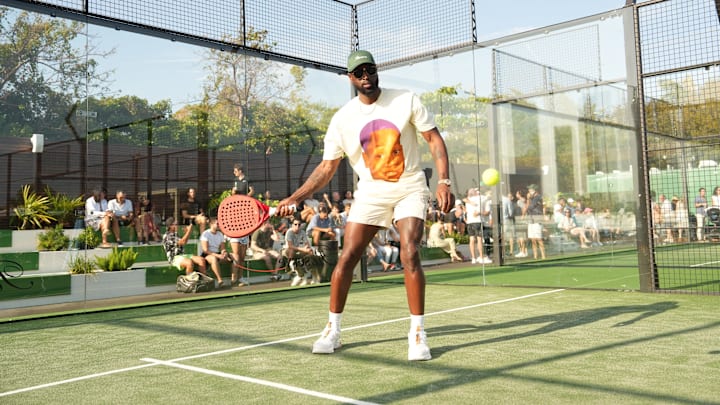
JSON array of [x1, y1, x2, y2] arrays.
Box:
[[84, 188, 113, 248], [199, 218, 228, 288], [275, 50, 452, 361], [712, 186, 720, 208], [107, 190, 136, 246]]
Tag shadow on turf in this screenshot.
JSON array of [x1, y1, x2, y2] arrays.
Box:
[[427, 301, 679, 357]]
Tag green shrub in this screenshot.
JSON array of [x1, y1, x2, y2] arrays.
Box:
[[45, 186, 84, 228], [73, 227, 100, 250], [95, 247, 138, 271], [451, 232, 469, 245], [67, 254, 96, 274], [37, 225, 70, 251], [12, 185, 54, 230]]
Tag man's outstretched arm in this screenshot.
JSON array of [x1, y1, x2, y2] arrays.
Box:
[[276, 159, 342, 216]]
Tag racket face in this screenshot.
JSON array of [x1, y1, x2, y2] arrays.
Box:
[[217, 195, 270, 238]]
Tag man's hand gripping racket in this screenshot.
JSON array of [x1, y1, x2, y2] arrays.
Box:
[[217, 194, 295, 238]]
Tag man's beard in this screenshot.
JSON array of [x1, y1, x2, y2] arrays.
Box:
[[354, 77, 380, 97]]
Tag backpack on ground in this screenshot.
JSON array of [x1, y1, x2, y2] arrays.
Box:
[[176, 271, 216, 293]]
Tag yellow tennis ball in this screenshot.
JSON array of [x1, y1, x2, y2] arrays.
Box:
[[482, 168, 500, 186]]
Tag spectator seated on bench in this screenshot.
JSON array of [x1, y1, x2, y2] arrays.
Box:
[[306, 205, 336, 246], [558, 209, 590, 248], [107, 190, 139, 246], [283, 219, 320, 286]]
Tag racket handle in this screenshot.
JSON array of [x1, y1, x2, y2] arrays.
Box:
[[269, 204, 295, 217]]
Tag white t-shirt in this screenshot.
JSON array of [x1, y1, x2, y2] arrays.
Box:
[[200, 230, 226, 254], [85, 197, 108, 220], [108, 199, 134, 217], [323, 88, 435, 203], [465, 195, 482, 224]]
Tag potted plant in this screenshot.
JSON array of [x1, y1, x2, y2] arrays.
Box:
[[95, 247, 138, 271], [67, 253, 96, 274], [73, 226, 101, 250], [45, 186, 84, 228], [12, 185, 54, 230], [37, 225, 70, 251]]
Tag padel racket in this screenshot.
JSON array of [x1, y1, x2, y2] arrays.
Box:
[[217, 194, 294, 238]]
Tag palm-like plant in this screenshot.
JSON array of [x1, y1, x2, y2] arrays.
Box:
[[45, 186, 84, 228], [12, 185, 54, 230]]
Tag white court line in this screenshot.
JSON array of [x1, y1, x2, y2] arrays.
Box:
[[0, 288, 565, 398], [0, 364, 156, 398], [142, 358, 380, 405], [690, 260, 720, 268]]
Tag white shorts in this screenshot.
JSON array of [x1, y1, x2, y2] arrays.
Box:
[[229, 236, 249, 244], [171, 254, 193, 270], [85, 218, 102, 231], [347, 190, 429, 228]]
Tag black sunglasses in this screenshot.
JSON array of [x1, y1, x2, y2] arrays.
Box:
[[349, 65, 377, 79], [292, 223, 301, 226]]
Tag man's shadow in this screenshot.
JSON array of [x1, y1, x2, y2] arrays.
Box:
[[427, 301, 679, 357]]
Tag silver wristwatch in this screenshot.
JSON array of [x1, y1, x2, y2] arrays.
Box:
[[437, 179, 452, 186]]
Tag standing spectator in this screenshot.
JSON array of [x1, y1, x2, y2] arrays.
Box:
[[453, 202, 466, 236], [712, 186, 720, 208], [84, 188, 113, 248], [514, 190, 528, 258], [199, 218, 228, 288], [107, 190, 136, 246], [479, 189, 494, 261], [675, 198, 690, 242], [659, 194, 675, 243], [229, 164, 252, 287], [695, 188, 708, 242], [502, 191, 516, 257], [232, 163, 254, 196], [162, 217, 206, 275], [181, 188, 208, 234], [523, 184, 546, 259], [465, 188, 490, 263]]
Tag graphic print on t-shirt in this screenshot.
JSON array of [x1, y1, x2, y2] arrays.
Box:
[[359, 119, 405, 182]]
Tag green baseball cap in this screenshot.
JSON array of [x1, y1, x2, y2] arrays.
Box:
[[347, 50, 375, 72]]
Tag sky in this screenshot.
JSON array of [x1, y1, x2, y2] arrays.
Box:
[[91, 0, 630, 111]]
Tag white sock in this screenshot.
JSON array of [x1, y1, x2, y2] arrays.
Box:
[[328, 312, 342, 331], [410, 314, 425, 332]]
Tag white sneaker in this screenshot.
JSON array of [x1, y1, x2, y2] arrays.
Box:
[[408, 327, 431, 361], [312, 323, 341, 354], [471, 258, 477, 264], [291, 275, 303, 286], [300, 277, 308, 286], [481, 257, 493, 264]]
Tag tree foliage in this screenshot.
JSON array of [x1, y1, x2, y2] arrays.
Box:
[[0, 7, 111, 138]]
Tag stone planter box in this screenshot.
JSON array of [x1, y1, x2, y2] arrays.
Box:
[[0, 269, 177, 310], [1, 229, 84, 253]]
